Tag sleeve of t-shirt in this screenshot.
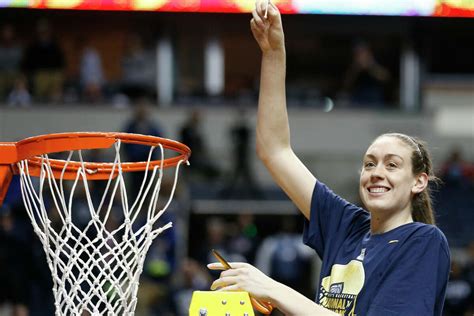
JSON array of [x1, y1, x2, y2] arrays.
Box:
[[367, 227, 451, 316], [302, 181, 370, 258]]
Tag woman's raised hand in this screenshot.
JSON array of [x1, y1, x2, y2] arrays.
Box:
[[251, 0, 285, 53]]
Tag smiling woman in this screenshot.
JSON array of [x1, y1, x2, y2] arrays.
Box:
[[208, 1, 451, 315], [359, 133, 437, 232], [360, 133, 438, 224]]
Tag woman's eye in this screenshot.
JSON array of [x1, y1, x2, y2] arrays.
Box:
[[387, 162, 397, 168], [364, 162, 375, 168]]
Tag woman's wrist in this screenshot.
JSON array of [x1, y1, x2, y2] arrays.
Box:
[[265, 279, 288, 307], [262, 47, 286, 59]]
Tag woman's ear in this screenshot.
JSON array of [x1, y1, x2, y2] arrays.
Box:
[[412, 173, 428, 194]]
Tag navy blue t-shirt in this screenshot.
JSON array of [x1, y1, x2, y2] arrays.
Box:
[[303, 181, 450, 315]]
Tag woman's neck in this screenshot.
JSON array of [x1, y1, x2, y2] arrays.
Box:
[[370, 209, 414, 235]]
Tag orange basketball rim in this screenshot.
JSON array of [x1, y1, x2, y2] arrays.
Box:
[[0, 132, 191, 206]]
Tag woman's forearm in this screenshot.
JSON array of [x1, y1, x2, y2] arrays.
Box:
[[256, 49, 290, 161], [270, 281, 338, 316]]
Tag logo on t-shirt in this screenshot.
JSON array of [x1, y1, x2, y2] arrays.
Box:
[[319, 258, 365, 315], [329, 282, 344, 294]]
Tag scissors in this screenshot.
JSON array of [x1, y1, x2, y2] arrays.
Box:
[[212, 249, 274, 315]]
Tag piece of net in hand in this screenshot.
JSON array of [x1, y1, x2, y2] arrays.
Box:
[[0, 132, 190, 315]]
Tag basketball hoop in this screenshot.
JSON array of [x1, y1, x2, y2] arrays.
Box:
[[0, 132, 190, 315]]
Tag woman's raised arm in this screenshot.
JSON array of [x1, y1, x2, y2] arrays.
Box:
[[252, 0, 316, 219]]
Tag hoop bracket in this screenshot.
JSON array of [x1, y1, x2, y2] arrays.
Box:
[[0, 165, 13, 206], [0, 142, 17, 164]]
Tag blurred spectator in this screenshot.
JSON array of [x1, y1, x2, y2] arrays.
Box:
[[70, 181, 96, 230], [22, 19, 65, 103], [0, 24, 23, 102], [122, 102, 165, 198], [7, 75, 31, 107], [443, 259, 474, 316], [123, 102, 165, 160], [440, 147, 474, 184], [79, 39, 105, 103], [196, 217, 228, 266], [29, 236, 55, 316], [255, 216, 314, 297], [228, 213, 259, 263], [195, 217, 246, 274], [221, 109, 262, 199], [341, 40, 390, 107], [139, 179, 178, 280], [120, 34, 156, 101], [179, 109, 219, 181], [137, 211, 177, 315], [435, 147, 474, 247], [0, 206, 31, 316]]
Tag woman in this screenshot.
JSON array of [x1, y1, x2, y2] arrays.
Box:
[[208, 1, 450, 315]]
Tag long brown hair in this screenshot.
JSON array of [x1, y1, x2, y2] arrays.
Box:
[[379, 133, 437, 225]]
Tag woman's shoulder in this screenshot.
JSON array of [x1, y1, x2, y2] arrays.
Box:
[[408, 222, 447, 239], [401, 222, 450, 256]]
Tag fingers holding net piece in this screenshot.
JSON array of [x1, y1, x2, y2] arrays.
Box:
[[251, 0, 284, 53]]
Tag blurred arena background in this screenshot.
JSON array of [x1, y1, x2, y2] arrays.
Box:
[[0, 1, 473, 315]]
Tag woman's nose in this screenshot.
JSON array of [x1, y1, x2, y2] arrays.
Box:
[[370, 164, 385, 180]]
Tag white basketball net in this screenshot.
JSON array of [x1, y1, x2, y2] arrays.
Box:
[[17, 140, 186, 315]]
